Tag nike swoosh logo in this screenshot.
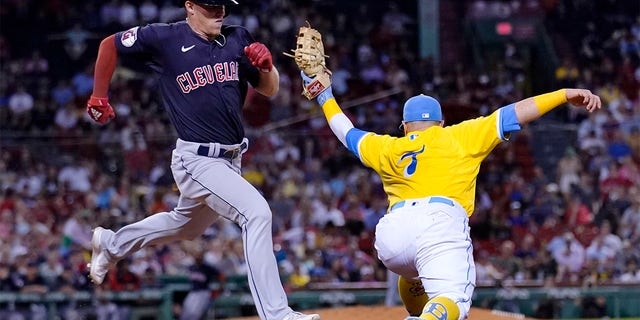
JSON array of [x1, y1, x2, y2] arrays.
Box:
[[181, 45, 195, 52]]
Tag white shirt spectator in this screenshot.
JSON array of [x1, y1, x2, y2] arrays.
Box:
[[54, 103, 79, 130], [8, 87, 34, 115], [14, 170, 44, 198], [58, 162, 91, 193], [62, 212, 92, 250], [619, 260, 640, 283], [586, 221, 623, 263]]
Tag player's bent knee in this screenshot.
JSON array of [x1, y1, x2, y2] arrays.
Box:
[[246, 198, 272, 222], [419, 296, 462, 320]]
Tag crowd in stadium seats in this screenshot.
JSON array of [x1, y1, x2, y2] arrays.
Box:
[[0, 0, 639, 318]]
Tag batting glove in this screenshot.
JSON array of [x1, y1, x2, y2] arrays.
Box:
[[86, 96, 115, 124], [244, 42, 272, 72], [301, 71, 333, 106]]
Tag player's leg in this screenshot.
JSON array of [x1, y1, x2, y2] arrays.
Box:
[[414, 205, 475, 320], [103, 196, 217, 257], [397, 275, 429, 316], [195, 159, 311, 320], [89, 149, 223, 284], [375, 209, 426, 317], [89, 195, 217, 284]]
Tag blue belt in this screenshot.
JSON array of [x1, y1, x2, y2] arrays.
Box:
[[197, 141, 248, 160], [390, 196, 454, 211]]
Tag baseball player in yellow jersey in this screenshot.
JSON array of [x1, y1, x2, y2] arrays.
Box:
[[301, 71, 601, 320]]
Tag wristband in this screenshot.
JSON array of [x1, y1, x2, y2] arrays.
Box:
[[88, 95, 109, 107], [533, 89, 567, 115], [317, 89, 334, 107]]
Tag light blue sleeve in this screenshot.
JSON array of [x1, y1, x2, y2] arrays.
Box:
[[498, 103, 521, 139], [345, 128, 368, 159]]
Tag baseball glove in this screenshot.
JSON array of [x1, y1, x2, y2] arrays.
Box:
[[283, 22, 332, 100]]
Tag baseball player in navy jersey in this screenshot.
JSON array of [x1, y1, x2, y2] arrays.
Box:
[[85, 1, 320, 319], [301, 72, 601, 320]]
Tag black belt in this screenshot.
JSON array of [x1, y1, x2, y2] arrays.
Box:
[[197, 141, 248, 160]]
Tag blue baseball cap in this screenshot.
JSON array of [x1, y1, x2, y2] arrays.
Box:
[[402, 94, 442, 122]]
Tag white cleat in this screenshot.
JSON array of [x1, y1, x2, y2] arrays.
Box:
[[87, 227, 111, 285], [282, 312, 320, 320], [404, 317, 422, 320]]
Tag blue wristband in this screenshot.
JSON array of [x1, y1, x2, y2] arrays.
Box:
[[317, 88, 334, 106]]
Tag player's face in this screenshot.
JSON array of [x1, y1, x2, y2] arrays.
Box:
[[187, 2, 225, 38]]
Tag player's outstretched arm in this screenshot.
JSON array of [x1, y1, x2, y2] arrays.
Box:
[[301, 72, 354, 147], [244, 42, 279, 97], [86, 34, 118, 124], [514, 88, 602, 125]]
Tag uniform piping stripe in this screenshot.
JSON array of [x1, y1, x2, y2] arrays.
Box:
[[497, 108, 505, 140], [461, 216, 474, 302]]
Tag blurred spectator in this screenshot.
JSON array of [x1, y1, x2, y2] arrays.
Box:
[[61, 209, 92, 251], [139, 0, 159, 23], [288, 264, 311, 290], [57, 156, 91, 193], [618, 189, 640, 239], [556, 147, 582, 200], [564, 195, 593, 226], [180, 248, 221, 320], [54, 102, 80, 133], [8, 85, 34, 130], [23, 51, 48, 76], [580, 295, 608, 318], [491, 240, 523, 281], [619, 259, 640, 283], [585, 221, 622, 276], [550, 232, 586, 283], [17, 260, 48, 319], [50, 80, 75, 109]]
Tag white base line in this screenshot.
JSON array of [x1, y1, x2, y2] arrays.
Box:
[[490, 309, 526, 319]]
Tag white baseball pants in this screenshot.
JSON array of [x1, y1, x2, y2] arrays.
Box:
[[99, 139, 292, 320], [375, 196, 476, 320]]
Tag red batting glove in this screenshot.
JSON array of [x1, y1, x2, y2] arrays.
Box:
[[244, 42, 272, 73], [86, 96, 115, 124]]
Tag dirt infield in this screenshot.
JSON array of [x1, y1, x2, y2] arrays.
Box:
[[227, 306, 536, 320]]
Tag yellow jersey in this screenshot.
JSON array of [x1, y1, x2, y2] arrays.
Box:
[[356, 110, 505, 216]]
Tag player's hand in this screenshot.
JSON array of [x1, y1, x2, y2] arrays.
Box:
[[301, 71, 333, 105], [565, 89, 601, 112], [244, 42, 272, 73], [86, 96, 116, 124]]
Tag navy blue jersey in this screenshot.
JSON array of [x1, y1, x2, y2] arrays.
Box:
[[114, 21, 261, 144]]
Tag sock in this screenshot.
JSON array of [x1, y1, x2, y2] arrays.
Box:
[[419, 296, 460, 320], [398, 276, 428, 316]]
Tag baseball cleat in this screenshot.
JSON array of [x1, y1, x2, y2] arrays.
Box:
[[282, 311, 320, 320], [88, 227, 111, 285], [404, 317, 422, 320]]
